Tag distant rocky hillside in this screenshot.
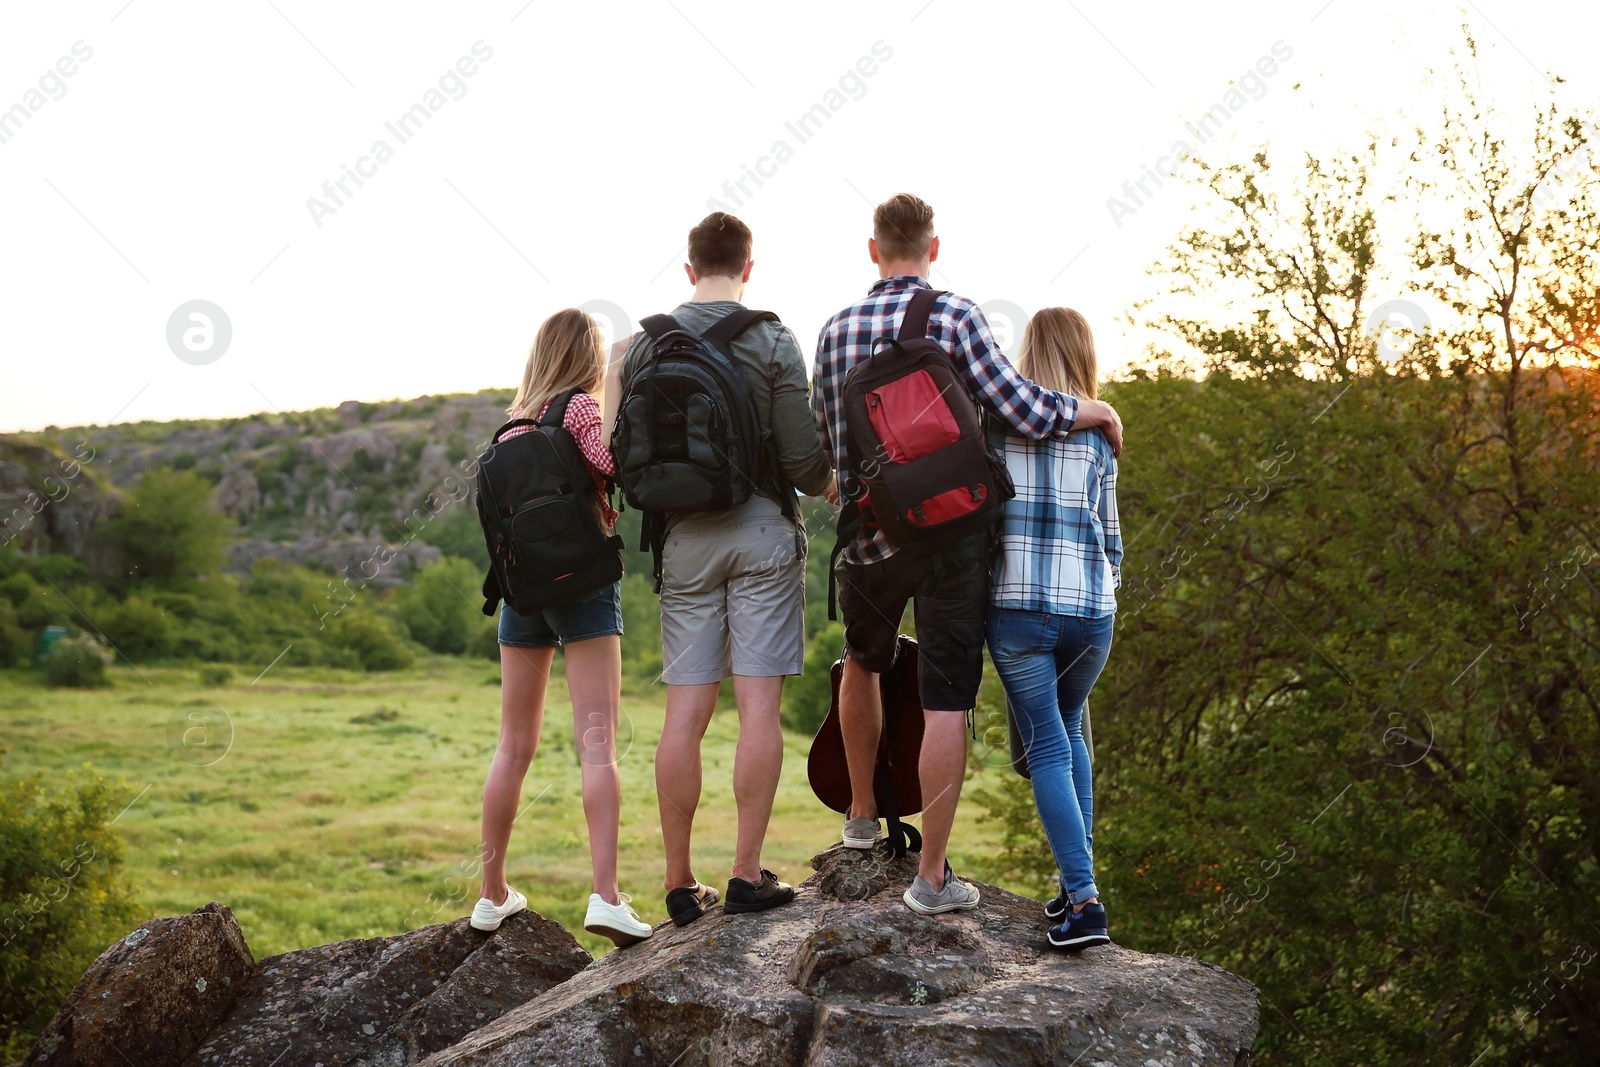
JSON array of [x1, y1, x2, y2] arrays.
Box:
[[4, 390, 516, 582]]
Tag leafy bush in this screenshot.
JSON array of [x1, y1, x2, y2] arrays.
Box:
[[325, 612, 414, 671], [0, 599, 29, 668], [617, 573, 662, 684], [0, 760, 142, 1059], [390, 557, 484, 654], [419, 507, 489, 573], [0, 568, 71, 632], [43, 634, 111, 688], [781, 620, 842, 737], [466, 615, 500, 660], [98, 595, 172, 661], [197, 664, 233, 687]]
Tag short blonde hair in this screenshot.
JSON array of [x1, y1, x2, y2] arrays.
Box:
[[509, 309, 605, 417], [1017, 307, 1098, 401]]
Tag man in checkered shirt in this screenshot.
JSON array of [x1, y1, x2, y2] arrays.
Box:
[[810, 192, 1124, 914]]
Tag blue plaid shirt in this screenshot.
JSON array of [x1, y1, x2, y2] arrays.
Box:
[[989, 429, 1122, 617], [812, 276, 1082, 563]]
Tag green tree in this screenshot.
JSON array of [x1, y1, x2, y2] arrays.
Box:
[[104, 468, 231, 589], [978, 45, 1600, 1067]]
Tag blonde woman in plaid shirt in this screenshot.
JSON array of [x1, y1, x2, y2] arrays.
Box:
[[987, 308, 1123, 951]]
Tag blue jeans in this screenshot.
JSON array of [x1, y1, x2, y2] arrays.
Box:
[[986, 608, 1114, 905]]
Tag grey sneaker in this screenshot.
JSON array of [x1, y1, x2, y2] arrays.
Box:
[[842, 816, 881, 850], [903, 861, 981, 915]]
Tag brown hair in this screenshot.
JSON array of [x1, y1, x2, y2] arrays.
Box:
[[509, 308, 606, 418], [873, 192, 936, 262], [1017, 307, 1099, 401], [687, 211, 753, 279]]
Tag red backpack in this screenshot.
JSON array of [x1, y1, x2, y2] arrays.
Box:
[[831, 289, 1013, 590]]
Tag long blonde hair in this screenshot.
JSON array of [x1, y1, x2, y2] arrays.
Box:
[[509, 309, 606, 417], [1017, 307, 1098, 401]]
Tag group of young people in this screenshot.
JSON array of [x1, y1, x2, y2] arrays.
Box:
[[467, 194, 1125, 955]]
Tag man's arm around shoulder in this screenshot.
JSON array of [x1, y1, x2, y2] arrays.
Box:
[[1073, 398, 1122, 456]]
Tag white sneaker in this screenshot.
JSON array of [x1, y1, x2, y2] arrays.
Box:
[[584, 892, 653, 947], [469, 884, 527, 931]]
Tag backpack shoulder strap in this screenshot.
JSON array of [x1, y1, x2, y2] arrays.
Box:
[[538, 387, 583, 429], [702, 308, 796, 514], [700, 308, 780, 354], [640, 314, 683, 340], [897, 288, 944, 341], [490, 417, 537, 443]]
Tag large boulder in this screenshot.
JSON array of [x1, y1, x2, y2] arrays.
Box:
[[22, 857, 1259, 1067], [420, 848, 1260, 1066], [22, 901, 254, 1067], [182, 910, 590, 1067]]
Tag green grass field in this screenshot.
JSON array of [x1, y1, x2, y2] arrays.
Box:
[[0, 657, 1016, 958]]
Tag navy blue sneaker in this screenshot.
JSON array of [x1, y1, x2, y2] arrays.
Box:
[[1044, 878, 1069, 922], [1048, 902, 1110, 950]]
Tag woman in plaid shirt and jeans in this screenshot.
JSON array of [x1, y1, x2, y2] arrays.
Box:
[[987, 307, 1123, 951]]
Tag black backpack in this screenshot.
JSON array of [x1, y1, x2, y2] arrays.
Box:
[[611, 308, 795, 585], [476, 388, 623, 616]]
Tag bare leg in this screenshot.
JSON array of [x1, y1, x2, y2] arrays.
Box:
[[838, 655, 883, 820], [729, 674, 784, 883], [480, 644, 554, 903], [563, 634, 623, 905], [656, 681, 719, 890], [916, 709, 969, 889]]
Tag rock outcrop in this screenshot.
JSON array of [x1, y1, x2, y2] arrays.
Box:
[[185, 909, 589, 1067], [0, 440, 120, 571], [22, 901, 254, 1067], [24, 852, 1260, 1067], [423, 847, 1259, 1066], [22, 903, 589, 1067]]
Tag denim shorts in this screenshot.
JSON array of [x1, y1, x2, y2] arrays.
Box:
[[497, 581, 623, 648]]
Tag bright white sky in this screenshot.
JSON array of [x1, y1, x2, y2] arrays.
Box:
[[1, 0, 1593, 432]]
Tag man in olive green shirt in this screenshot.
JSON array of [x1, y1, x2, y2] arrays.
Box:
[[605, 212, 833, 923]]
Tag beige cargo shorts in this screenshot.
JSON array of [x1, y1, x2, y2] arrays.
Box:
[[659, 494, 807, 684]]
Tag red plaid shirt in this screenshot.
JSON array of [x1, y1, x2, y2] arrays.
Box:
[[811, 276, 1082, 563]]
